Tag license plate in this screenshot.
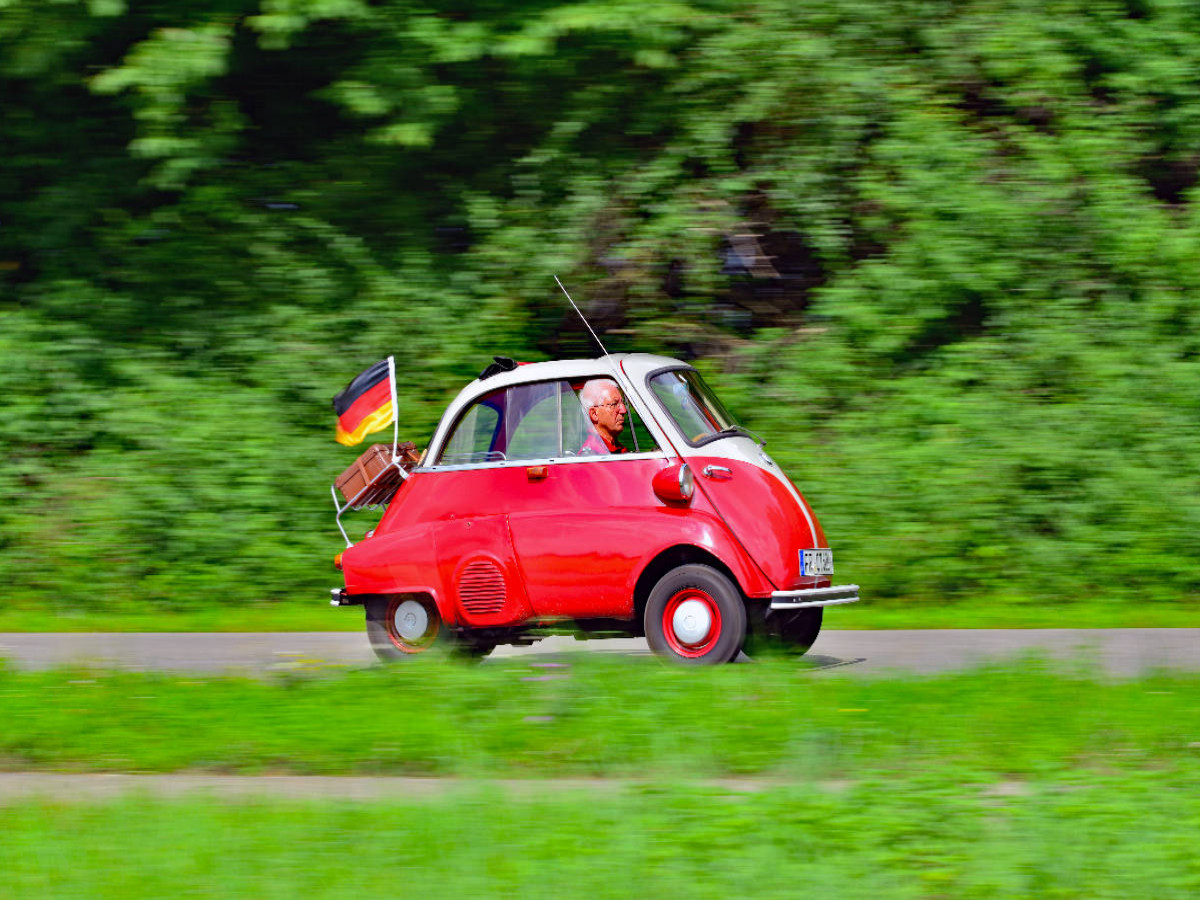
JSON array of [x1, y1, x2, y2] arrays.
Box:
[[800, 549, 834, 576]]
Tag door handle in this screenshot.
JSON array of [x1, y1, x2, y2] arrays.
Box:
[[526, 466, 549, 481], [702, 465, 732, 480]]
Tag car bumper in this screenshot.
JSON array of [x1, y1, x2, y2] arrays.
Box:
[[330, 587, 360, 607], [769, 584, 860, 610]]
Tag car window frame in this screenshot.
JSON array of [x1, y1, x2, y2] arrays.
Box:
[[426, 375, 667, 472]]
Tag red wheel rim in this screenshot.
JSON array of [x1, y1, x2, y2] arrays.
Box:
[[661, 588, 722, 658], [385, 597, 439, 653]]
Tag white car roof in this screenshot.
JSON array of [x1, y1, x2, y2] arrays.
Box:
[[455, 353, 690, 393]]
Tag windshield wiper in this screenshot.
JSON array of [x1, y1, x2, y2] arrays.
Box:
[[715, 424, 766, 447]]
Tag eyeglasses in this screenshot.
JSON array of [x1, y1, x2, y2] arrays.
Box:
[[592, 399, 626, 410]]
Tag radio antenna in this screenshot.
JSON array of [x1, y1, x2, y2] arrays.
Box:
[[555, 275, 610, 358]]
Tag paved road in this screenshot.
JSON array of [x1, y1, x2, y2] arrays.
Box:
[[0, 629, 1196, 675]]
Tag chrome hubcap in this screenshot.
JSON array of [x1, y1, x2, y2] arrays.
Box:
[[671, 599, 712, 646], [393, 600, 429, 641]]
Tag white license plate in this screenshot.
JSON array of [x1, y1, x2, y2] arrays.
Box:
[[800, 549, 834, 576]]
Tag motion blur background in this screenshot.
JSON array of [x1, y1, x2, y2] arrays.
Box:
[[4, 0, 1200, 618]]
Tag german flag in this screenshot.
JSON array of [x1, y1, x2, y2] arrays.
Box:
[[333, 357, 396, 446]]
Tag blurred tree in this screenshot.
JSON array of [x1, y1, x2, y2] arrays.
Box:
[[2, 0, 1199, 612]]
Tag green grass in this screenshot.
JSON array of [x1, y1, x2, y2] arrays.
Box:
[[3, 659, 1198, 898], [2, 656, 1198, 779], [1, 596, 1197, 632], [2, 774, 1199, 899]]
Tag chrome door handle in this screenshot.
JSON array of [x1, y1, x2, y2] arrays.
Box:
[[702, 465, 732, 480]]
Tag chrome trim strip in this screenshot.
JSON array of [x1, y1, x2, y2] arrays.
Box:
[[421, 451, 669, 473], [769, 585, 860, 609]]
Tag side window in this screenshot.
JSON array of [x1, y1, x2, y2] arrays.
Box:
[[562, 389, 589, 454], [438, 388, 505, 464], [505, 382, 566, 461], [437, 381, 567, 465], [626, 406, 659, 453], [438, 378, 661, 465], [569, 378, 660, 455]]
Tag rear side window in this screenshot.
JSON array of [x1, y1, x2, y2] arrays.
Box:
[[506, 382, 569, 460], [438, 392, 505, 464], [437, 382, 565, 464]]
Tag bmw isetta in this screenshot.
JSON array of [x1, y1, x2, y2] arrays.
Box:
[[329, 354, 859, 664]]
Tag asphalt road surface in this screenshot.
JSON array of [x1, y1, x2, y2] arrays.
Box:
[[0, 629, 1196, 676]]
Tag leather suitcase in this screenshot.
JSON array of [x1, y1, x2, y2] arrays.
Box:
[[335, 442, 420, 504]]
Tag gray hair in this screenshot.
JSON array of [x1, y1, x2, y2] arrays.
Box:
[[579, 378, 620, 409]]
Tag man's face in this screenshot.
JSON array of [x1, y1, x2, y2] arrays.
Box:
[[591, 386, 627, 440]]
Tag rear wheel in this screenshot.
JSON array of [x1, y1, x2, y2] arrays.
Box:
[[366, 596, 499, 662], [644, 565, 746, 665], [745, 607, 823, 658], [366, 595, 442, 661]]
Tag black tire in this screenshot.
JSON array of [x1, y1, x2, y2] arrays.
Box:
[[365, 595, 444, 661], [644, 564, 747, 665], [449, 636, 497, 661], [744, 607, 823, 658]]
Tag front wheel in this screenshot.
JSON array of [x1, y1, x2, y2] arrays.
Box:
[[644, 565, 746, 665]]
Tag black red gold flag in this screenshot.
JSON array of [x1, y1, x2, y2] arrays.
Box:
[[333, 357, 396, 446]]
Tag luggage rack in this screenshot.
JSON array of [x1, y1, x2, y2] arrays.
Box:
[[331, 438, 421, 547]]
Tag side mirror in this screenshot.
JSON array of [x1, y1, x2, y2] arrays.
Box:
[[652, 462, 694, 505]]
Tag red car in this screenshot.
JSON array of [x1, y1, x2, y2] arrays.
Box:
[[330, 354, 859, 664]]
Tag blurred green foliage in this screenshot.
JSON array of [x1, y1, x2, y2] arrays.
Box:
[[5, 777, 1199, 898], [3, 0, 1200, 612]]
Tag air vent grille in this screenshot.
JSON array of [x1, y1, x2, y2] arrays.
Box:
[[458, 560, 507, 615]]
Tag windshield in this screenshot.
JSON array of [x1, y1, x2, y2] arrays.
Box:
[[647, 369, 738, 445]]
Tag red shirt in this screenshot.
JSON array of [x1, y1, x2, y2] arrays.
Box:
[[580, 432, 628, 456]]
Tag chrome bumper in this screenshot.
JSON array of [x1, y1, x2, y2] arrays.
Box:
[[330, 587, 356, 607], [769, 584, 860, 610]]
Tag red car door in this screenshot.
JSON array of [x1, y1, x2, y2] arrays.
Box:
[[446, 375, 670, 620], [507, 455, 670, 618]]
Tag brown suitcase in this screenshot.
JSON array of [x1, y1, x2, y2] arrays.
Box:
[[335, 442, 420, 505]]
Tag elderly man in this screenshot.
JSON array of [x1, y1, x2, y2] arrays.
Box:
[[579, 378, 629, 455]]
